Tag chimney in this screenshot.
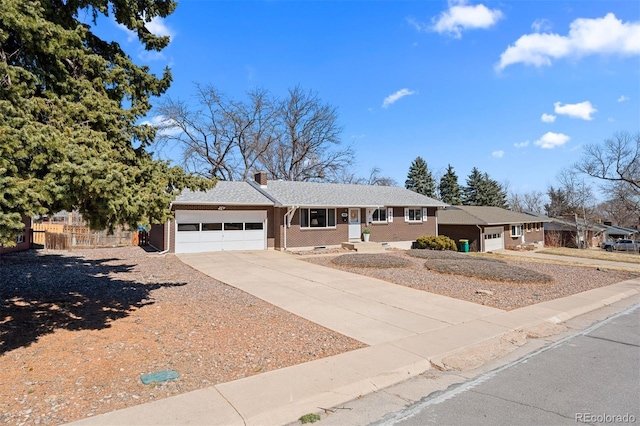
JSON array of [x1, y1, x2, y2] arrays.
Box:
[[255, 171, 268, 186]]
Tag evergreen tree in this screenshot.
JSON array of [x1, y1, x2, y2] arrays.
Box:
[[405, 157, 436, 197], [463, 167, 484, 205], [477, 173, 508, 208], [463, 168, 507, 207], [438, 164, 462, 205], [545, 186, 572, 217], [0, 0, 212, 246]]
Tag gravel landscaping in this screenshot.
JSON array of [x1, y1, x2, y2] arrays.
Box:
[[0, 247, 365, 425], [405, 249, 554, 284], [1, 247, 637, 425], [308, 250, 638, 311]]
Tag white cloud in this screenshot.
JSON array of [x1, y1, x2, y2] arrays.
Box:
[[145, 17, 174, 38], [514, 140, 529, 148], [531, 19, 552, 33], [406, 17, 428, 32], [115, 17, 174, 62], [117, 17, 174, 41], [554, 101, 597, 120], [541, 113, 556, 123], [492, 150, 504, 158], [382, 88, 416, 108], [117, 23, 137, 42], [431, 0, 503, 39], [141, 115, 182, 136], [138, 50, 166, 61], [617, 95, 630, 102], [496, 13, 640, 70], [534, 132, 570, 149]]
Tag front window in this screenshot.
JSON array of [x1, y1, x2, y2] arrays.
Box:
[[407, 208, 422, 222], [300, 208, 336, 228], [372, 208, 387, 222], [511, 225, 523, 237]]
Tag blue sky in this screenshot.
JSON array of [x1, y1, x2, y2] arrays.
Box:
[[100, 0, 639, 196]]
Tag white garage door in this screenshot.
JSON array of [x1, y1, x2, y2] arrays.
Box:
[[175, 210, 267, 253], [483, 226, 504, 252]]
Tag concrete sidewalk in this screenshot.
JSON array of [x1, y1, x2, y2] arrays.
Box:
[[497, 249, 640, 271], [68, 251, 640, 426]]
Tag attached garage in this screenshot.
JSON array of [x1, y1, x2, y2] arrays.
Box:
[[175, 210, 267, 253], [483, 226, 504, 252]]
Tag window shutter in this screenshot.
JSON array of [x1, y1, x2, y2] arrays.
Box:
[[422, 208, 428, 222], [404, 208, 409, 222], [366, 208, 374, 224], [387, 207, 393, 222]]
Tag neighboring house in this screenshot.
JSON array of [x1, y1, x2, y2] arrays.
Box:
[[542, 216, 592, 248], [539, 215, 624, 248], [0, 215, 32, 255], [149, 172, 446, 253], [438, 206, 547, 252], [599, 223, 639, 241]]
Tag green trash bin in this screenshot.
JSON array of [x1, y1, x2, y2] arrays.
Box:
[[459, 239, 469, 253]]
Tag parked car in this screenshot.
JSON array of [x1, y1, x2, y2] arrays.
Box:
[[602, 239, 640, 252]]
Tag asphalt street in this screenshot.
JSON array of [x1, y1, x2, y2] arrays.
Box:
[[375, 304, 640, 426]]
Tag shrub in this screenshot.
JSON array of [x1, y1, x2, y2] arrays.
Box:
[[414, 235, 457, 251], [299, 413, 321, 424]]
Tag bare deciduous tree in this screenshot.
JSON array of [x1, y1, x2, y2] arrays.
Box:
[[576, 131, 640, 214], [155, 84, 353, 182], [523, 190, 545, 214], [334, 166, 397, 186], [261, 86, 354, 182], [508, 191, 523, 212]]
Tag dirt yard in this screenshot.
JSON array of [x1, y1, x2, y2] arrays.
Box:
[[305, 250, 638, 310], [1, 247, 637, 425], [0, 247, 365, 425]]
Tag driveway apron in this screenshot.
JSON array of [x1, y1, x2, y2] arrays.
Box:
[[177, 251, 503, 345]]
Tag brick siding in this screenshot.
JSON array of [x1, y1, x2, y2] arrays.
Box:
[[160, 205, 440, 252]]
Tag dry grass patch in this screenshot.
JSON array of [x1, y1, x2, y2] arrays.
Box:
[[407, 250, 553, 284], [424, 259, 554, 284], [331, 253, 412, 268], [538, 247, 640, 265], [407, 249, 552, 283]]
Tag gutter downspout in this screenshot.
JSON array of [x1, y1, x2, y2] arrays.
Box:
[[476, 224, 483, 252], [159, 218, 171, 254], [283, 206, 298, 251]]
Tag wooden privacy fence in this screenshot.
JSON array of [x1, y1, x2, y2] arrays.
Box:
[[44, 226, 138, 250], [32, 223, 65, 245]]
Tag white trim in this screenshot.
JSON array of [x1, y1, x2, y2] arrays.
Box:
[[387, 207, 393, 223], [511, 224, 523, 237], [405, 207, 422, 223], [300, 207, 337, 229], [370, 207, 387, 223]]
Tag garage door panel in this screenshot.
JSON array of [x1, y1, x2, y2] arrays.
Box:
[[175, 210, 266, 253], [484, 226, 504, 252]]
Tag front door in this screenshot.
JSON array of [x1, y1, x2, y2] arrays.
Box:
[[348, 208, 361, 241]]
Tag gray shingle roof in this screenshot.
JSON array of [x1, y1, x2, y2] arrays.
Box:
[[253, 180, 446, 207], [438, 206, 549, 225], [173, 182, 274, 206]]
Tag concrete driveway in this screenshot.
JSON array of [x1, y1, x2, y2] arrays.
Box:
[[71, 251, 639, 426], [177, 250, 503, 345]]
